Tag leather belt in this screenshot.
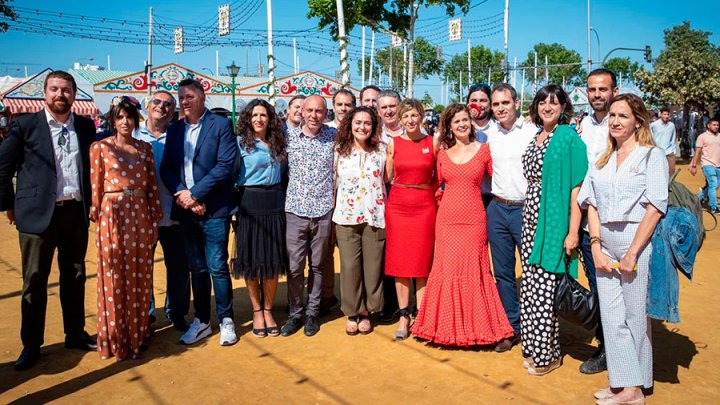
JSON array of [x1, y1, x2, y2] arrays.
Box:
[[492, 196, 524, 207]]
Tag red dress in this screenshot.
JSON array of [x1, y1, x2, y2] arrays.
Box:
[[385, 135, 436, 278], [412, 145, 514, 346]]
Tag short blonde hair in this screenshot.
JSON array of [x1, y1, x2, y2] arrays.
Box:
[[398, 98, 424, 119]]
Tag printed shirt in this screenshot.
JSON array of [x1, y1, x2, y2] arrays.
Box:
[[285, 125, 336, 217], [133, 122, 176, 227], [695, 131, 720, 168], [486, 117, 537, 201], [237, 140, 284, 186], [332, 147, 387, 228]]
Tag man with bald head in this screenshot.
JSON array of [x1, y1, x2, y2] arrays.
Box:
[[281, 95, 337, 337]]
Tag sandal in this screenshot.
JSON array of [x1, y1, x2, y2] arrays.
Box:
[[358, 315, 373, 335], [263, 308, 280, 337], [346, 316, 360, 336], [252, 309, 267, 338], [395, 308, 411, 341]]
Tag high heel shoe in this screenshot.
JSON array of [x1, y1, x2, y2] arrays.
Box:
[[395, 308, 411, 341], [263, 308, 280, 337], [252, 309, 267, 338]]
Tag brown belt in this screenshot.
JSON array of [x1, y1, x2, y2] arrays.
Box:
[[392, 182, 433, 190], [105, 188, 146, 197], [492, 196, 524, 207]]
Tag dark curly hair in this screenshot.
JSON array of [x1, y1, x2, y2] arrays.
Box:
[[108, 99, 140, 135], [236, 99, 287, 162], [335, 106, 381, 157], [437, 103, 475, 149]]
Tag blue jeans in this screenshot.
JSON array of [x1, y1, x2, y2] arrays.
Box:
[[580, 230, 604, 345], [149, 225, 191, 323], [487, 199, 522, 335], [699, 165, 719, 210], [181, 217, 233, 323]]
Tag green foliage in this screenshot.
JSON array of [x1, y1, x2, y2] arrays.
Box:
[[602, 57, 641, 82], [441, 45, 505, 101], [0, 0, 18, 33], [356, 37, 442, 88], [433, 104, 444, 114], [520, 43, 586, 87], [421, 91, 433, 107]]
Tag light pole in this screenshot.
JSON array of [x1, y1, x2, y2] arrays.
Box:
[[227, 61, 240, 132], [590, 28, 600, 66]]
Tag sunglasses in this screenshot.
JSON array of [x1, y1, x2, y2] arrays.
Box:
[[151, 98, 174, 108], [58, 126, 69, 147]]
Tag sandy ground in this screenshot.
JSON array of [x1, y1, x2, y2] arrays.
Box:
[[0, 164, 718, 404]]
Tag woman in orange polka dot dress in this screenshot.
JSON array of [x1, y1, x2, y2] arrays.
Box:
[[412, 104, 514, 346], [89, 97, 162, 360]]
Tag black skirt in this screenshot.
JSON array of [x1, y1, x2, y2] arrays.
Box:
[[232, 184, 289, 280]]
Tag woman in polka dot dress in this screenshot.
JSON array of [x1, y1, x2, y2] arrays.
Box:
[[412, 104, 514, 346], [89, 97, 162, 360], [520, 85, 587, 375]]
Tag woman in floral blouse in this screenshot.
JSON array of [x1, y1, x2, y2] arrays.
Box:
[[333, 106, 387, 335]]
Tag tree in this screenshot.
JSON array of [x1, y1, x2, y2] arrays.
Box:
[[603, 57, 641, 83], [308, 0, 470, 97], [636, 22, 720, 158], [441, 45, 505, 102], [0, 0, 18, 33], [357, 37, 442, 92], [521, 43, 586, 88], [421, 91, 433, 107]]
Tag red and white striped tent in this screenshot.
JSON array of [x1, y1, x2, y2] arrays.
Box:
[[1, 68, 99, 116]]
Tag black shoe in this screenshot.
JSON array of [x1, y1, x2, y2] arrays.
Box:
[[64, 331, 97, 351], [280, 316, 303, 337], [171, 317, 190, 333], [14, 347, 40, 371], [304, 316, 320, 337], [378, 309, 400, 325], [580, 348, 607, 374], [318, 296, 339, 317], [494, 334, 520, 353]]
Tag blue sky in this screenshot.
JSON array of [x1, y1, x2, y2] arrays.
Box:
[[0, 0, 717, 103]]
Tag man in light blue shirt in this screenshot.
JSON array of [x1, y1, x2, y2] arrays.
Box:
[[133, 90, 190, 332], [650, 107, 676, 175]]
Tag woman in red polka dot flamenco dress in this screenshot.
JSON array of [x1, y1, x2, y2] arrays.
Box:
[[412, 104, 514, 346]]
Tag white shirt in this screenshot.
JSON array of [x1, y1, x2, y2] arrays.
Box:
[[45, 108, 82, 202], [580, 114, 609, 166], [183, 110, 207, 190], [326, 120, 339, 129], [486, 118, 536, 201]]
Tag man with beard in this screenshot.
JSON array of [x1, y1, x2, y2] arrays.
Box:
[[576, 68, 619, 374], [0, 71, 98, 370], [326, 89, 356, 128], [467, 83, 494, 207], [133, 90, 191, 331], [284, 95, 306, 135]]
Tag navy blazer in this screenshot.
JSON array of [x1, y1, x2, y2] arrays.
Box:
[[160, 109, 238, 220], [0, 110, 95, 234]]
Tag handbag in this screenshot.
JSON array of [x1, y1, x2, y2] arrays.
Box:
[[554, 251, 600, 330]]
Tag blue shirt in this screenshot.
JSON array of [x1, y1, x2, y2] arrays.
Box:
[[650, 120, 676, 156], [183, 110, 208, 189], [134, 122, 176, 227], [237, 140, 284, 186]]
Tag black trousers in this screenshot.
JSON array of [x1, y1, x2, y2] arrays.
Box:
[[18, 201, 88, 348]]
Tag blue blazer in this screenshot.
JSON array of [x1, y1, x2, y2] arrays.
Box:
[[160, 110, 238, 220]]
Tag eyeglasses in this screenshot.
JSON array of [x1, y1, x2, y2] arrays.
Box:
[[58, 126, 69, 147], [151, 98, 174, 108]]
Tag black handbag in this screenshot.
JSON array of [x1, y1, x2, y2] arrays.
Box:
[[554, 251, 600, 330]]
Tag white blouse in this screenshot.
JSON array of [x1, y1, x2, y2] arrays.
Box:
[[332, 146, 387, 228]]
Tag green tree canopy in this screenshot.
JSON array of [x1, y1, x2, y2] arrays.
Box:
[[602, 57, 641, 83], [0, 0, 18, 33], [441, 45, 505, 102], [357, 37, 442, 90], [521, 43, 586, 88]]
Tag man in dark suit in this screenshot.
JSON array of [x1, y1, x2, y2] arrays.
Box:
[[0, 71, 97, 371], [160, 78, 238, 347]]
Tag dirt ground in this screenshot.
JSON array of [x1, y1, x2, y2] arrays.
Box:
[[0, 163, 718, 404]]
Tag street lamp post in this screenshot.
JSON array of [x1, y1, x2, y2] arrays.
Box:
[[227, 61, 240, 132]]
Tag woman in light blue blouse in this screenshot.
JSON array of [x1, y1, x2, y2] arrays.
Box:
[[579, 94, 668, 405], [234, 99, 288, 338]]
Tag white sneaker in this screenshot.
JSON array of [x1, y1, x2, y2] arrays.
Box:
[[179, 318, 211, 345], [219, 317, 238, 346]]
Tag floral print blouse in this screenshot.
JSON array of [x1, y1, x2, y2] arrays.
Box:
[[332, 146, 387, 228]]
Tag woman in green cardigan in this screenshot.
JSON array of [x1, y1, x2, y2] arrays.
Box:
[[519, 85, 588, 376]]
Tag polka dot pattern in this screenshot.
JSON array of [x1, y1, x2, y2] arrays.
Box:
[[519, 132, 562, 368], [90, 138, 163, 360], [412, 145, 514, 346]]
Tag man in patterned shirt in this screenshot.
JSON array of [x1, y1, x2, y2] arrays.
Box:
[[281, 95, 337, 337]]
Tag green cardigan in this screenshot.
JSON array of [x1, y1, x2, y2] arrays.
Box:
[[528, 124, 588, 278]]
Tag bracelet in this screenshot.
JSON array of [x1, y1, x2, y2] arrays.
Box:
[[589, 236, 601, 246]]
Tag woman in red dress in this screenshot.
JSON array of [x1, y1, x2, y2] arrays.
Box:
[[384, 98, 440, 341], [412, 104, 514, 346]]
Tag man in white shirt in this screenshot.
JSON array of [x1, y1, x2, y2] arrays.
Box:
[[650, 107, 677, 175], [326, 89, 356, 129], [486, 83, 536, 352], [577, 68, 618, 374]]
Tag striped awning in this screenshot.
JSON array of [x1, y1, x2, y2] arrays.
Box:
[[1, 98, 99, 116]]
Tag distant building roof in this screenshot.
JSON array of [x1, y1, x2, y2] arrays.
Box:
[[71, 69, 135, 84]]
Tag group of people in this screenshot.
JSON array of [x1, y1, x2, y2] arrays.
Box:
[[0, 67, 675, 405]]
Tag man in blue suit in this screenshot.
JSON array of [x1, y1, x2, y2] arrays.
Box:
[[160, 78, 238, 346]]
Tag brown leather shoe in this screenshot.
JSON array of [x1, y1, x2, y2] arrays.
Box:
[[494, 335, 520, 352]]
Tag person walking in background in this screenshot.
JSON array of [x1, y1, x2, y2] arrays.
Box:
[[160, 79, 239, 347], [333, 106, 387, 336], [650, 107, 676, 176], [0, 71, 98, 370], [579, 94, 668, 405], [234, 99, 289, 338], [384, 98, 440, 341], [519, 85, 588, 376], [689, 118, 720, 214], [90, 96, 162, 360], [486, 83, 537, 352], [412, 104, 513, 347]]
